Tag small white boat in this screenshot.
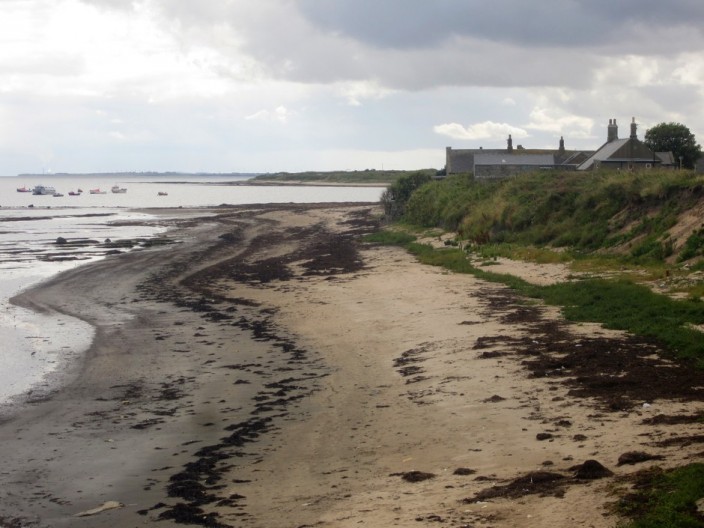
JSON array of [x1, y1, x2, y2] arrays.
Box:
[[53, 192, 64, 197], [157, 191, 168, 196], [32, 185, 56, 195], [111, 185, 127, 194], [89, 188, 106, 195]]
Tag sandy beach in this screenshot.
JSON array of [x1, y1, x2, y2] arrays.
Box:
[[2, 203, 704, 528]]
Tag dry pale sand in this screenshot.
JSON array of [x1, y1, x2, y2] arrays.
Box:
[[1, 204, 703, 528]]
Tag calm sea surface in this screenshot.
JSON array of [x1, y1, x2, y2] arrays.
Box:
[[0, 174, 384, 409]]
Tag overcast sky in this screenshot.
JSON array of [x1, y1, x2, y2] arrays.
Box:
[[1, 0, 703, 175]]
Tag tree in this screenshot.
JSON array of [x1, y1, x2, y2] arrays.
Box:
[[380, 171, 432, 220], [644, 122, 702, 170]]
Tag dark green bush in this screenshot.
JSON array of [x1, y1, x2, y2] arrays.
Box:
[[678, 229, 704, 262]]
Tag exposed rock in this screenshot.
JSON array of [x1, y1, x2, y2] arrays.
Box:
[[617, 451, 665, 466], [573, 460, 613, 479], [391, 471, 436, 483], [468, 471, 566, 501]]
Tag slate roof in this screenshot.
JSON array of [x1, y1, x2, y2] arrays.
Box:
[[578, 138, 658, 170], [474, 153, 555, 166], [578, 139, 629, 170], [655, 151, 675, 165], [559, 151, 594, 166]]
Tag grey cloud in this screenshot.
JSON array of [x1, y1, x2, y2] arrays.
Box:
[[296, 0, 704, 50], [84, 0, 704, 53], [81, 0, 704, 92]]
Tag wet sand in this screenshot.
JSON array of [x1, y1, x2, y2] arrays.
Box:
[[1, 203, 704, 528]]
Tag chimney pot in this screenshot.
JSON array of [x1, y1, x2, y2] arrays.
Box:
[[607, 118, 619, 142]]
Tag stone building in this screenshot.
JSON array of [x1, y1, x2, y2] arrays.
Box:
[[445, 118, 673, 178], [578, 118, 666, 171], [445, 134, 593, 179]]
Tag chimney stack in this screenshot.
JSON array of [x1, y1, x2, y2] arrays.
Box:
[[607, 118, 618, 142], [630, 117, 637, 139], [507, 134, 513, 152], [559, 136, 565, 154]]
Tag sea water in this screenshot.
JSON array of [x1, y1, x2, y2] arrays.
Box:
[[0, 174, 385, 408]]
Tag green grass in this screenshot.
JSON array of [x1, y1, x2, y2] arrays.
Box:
[[363, 231, 417, 245], [539, 279, 704, 364], [617, 464, 704, 528]]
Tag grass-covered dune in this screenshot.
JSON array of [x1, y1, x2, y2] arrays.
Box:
[[395, 169, 704, 267]]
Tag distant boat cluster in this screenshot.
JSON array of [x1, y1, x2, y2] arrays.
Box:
[[17, 184, 168, 197]]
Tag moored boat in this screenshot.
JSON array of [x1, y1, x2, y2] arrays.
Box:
[[53, 192, 64, 197], [16, 185, 31, 192], [68, 190, 82, 196], [32, 185, 56, 195], [157, 191, 168, 196], [89, 188, 106, 195], [111, 185, 127, 194]]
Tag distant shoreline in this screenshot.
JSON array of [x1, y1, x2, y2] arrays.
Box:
[[11, 175, 389, 187], [15, 171, 260, 179], [13, 168, 434, 186], [185, 179, 389, 187]]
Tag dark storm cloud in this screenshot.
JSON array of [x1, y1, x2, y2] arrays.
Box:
[[297, 0, 704, 50]]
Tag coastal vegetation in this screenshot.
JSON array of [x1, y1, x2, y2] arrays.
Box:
[[370, 167, 704, 527], [614, 464, 704, 528], [386, 169, 704, 268]]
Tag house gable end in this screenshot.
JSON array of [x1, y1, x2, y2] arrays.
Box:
[[609, 139, 656, 161]]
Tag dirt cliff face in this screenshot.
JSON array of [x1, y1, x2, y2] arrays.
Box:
[[605, 185, 704, 261], [667, 195, 704, 262]]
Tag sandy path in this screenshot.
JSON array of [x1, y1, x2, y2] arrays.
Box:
[[1, 204, 702, 528]]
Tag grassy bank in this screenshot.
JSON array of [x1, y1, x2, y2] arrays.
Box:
[[397, 170, 704, 266]]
